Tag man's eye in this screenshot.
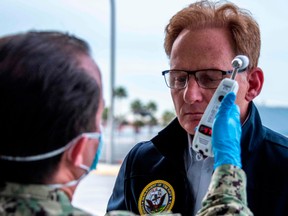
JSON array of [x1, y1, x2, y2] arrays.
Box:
[[176, 76, 187, 83], [199, 75, 215, 82], [198, 72, 222, 82]]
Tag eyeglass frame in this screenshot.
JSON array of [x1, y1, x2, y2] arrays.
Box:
[[161, 69, 245, 89]]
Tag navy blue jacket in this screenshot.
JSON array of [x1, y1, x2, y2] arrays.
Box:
[[107, 102, 288, 215]]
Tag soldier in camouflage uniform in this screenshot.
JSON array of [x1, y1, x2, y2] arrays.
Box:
[[0, 183, 90, 215], [0, 31, 104, 215]]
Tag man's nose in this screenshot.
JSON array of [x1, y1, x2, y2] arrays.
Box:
[[183, 76, 202, 104]]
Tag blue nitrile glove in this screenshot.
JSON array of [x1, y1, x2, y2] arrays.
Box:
[[212, 92, 242, 169]]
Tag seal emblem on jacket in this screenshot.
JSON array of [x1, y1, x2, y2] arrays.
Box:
[[138, 180, 175, 214]]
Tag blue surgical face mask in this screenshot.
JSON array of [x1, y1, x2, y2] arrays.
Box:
[[90, 133, 103, 171], [0, 132, 102, 189]]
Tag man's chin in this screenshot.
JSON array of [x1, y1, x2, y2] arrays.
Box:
[[179, 117, 200, 134], [183, 123, 198, 135]]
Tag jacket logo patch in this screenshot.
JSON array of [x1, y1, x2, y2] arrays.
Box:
[[138, 180, 175, 214]]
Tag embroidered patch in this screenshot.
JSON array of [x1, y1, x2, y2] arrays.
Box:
[[138, 179, 175, 214]]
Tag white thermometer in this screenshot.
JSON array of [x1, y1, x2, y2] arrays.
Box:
[[192, 55, 249, 157]]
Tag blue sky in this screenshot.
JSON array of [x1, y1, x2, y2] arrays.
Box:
[[1, 0, 288, 118]]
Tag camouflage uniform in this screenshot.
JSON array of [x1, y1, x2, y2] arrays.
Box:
[[0, 182, 93, 216], [196, 164, 253, 216]]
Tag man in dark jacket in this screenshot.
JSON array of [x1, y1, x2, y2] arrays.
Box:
[[107, 1, 288, 215]]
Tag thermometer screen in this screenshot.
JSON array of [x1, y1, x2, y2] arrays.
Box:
[[199, 124, 212, 137]]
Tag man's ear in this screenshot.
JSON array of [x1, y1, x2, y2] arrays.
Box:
[[67, 136, 88, 166], [245, 67, 264, 101]]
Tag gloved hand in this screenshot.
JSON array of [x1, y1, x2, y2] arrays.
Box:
[[212, 92, 242, 169]]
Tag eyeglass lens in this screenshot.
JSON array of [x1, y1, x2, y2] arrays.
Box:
[[165, 70, 225, 89]]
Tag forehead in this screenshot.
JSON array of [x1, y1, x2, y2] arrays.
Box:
[[170, 27, 236, 70]]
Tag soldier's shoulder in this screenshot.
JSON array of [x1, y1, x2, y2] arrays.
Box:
[[0, 197, 93, 215]]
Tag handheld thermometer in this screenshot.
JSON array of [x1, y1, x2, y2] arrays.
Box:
[[192, 55, 249, 157]]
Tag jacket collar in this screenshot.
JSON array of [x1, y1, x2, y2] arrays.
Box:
[[151, 102, 264, 168], [241, 102, 265, 158], [151, 118, 188, 172], [151, 102, 265, 161]]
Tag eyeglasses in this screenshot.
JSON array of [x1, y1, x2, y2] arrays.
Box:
[[162, 69, 234, 89]]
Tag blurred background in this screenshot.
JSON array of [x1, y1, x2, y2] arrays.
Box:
[[1, 0, 288, 215]]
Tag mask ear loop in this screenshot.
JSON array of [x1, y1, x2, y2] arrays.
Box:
[[47, 168, 90, 189], [52, 132, 101, 189], [66, 134, 87, 164], [48, 135, 90, 189], [66, 132, 101, 168], [0, 132, 100, 189], [0, 137, 79, 162]]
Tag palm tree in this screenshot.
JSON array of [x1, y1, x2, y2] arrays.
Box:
[[130, 99, 159, 134], [114, 86, 128, 130], [161, 110, 176, 126], [114, 86, 128, 99], [130, 99, 145, 133], [145, 101, 158, 134], [130, 99, 144, 115], [146, 101, 157, 115], [102, 107, 109, 126]]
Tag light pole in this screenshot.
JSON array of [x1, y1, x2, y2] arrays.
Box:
[[106, 0, 116, 164]]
